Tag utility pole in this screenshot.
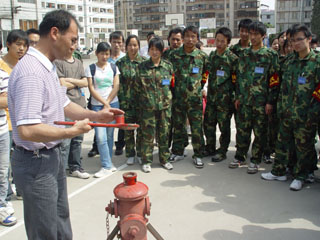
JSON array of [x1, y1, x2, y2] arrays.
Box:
[[10, 0, 14, 29], [123, 0, 127, 39]]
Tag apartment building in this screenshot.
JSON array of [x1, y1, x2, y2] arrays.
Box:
[[276, 0, 313, 32], [0, 0, 115, 49], [121, 0, 260, 39], [186, 0, 260, 36]]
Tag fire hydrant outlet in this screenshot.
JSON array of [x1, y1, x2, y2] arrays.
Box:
[[121, 216, 147, 240]]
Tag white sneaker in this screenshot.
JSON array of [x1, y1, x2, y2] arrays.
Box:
[[162, 162, 173, 170], [126, 157, 135, 165], [193, 157, 204, 168], [94, 167, 116, 178], [136, 156, 142, 165], [5, 202, 14, 216], [261, 172, 287, 181], [142, 164, 151, 173], [69, 169, 90, 179], [0, 207, 17, 226], [169, 154, 184, 163], [290, 179, 304, 191]]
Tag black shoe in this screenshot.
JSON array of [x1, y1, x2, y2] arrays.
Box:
[[88, 148, 99, 157], [115, 148, 123, 155], [211, 153, 226, 162]]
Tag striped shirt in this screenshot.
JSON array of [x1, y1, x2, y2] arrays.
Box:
[[8, 47, 70, 150], [0, 69, 9, 135]]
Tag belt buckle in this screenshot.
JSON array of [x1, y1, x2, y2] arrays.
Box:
[[33, 149, 40, 157]]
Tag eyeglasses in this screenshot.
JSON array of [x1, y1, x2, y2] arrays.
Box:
[[290, 37, 306, 43]]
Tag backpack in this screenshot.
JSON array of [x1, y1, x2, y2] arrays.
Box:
[[87, 63, 117, 109]]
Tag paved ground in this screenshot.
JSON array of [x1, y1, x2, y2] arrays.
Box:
[[1, 54, 320, 239]]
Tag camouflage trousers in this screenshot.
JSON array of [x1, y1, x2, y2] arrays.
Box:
[[204, 104, 232, 155], [172, 100, 205, 158], [140, 108, 171, 164], [263, 111, 278, 156], [235, 105, 267, 163], [271, 118, 317, 180], [124, 107, 141, 158]]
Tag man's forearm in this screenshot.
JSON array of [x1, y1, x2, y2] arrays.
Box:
[[64, 102, 97, 121], [0, 96, 8, 109], [64, 77, 88, 87], [18, 123, 80, 142]]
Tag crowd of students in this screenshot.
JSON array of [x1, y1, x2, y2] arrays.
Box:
[[0, 13, 319, 228]]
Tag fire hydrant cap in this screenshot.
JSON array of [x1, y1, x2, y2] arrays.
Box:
[[114, 172, 149, 201]]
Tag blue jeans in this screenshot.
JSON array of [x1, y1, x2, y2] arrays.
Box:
[[60, 118, 84, 171], [0, 131, 9, 207], [92, 101, 119, 169]]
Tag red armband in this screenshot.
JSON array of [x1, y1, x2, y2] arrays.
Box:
[[202, 70, 209, 84], [171, 73, 175, 88], [269, 73, 279, 88], [312, 82, 320, 102]]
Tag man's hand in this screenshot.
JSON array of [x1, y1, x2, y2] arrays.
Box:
[[234, 100, 240, 111], [95, 108, 125, 123], [71, 118, 92, 135], [265, 104, 273, 115]]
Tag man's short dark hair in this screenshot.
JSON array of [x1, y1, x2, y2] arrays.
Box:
[[148, 36, 164, 53], [109, 31, 124, 42], [277, 31, 285, 40], [215, 27, 232, 44], [6, 29, 29, 47], [291, 24, 312, 38], [238, 18, 253, 31], [182, 26, 199, 39], [96, 42, 111, 54], [26, 28, 40, 36], [147, 31, 155, 40], [39, 10, 79, 37], [168, 28, 183, 40], [248, 21, 266, 36]]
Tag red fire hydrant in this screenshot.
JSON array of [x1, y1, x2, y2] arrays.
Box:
[[106, 172, 151, 240]]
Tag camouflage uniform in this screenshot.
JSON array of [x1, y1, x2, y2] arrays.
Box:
[[235, 46, 280, 164], [163, 47, 189, 149], [116, 54, 146, 158], [135, 58, 173, 164], [229, 40, 251, 57], [204, 48, 238, 156], [169, 46, 209, 158], [271, 50, 320, 180]]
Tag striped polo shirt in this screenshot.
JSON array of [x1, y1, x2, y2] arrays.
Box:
[[8, 47, 70, 150], [0, 69, 9, 135]]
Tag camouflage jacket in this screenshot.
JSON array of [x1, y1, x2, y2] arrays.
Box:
[[135, 58, 173, 110], [162, 48, 172, 60], [277, 50, 320, 123], [168, 46, 209, 104], [229, 40, 251, 57], [235, 46, 280, 107], [207, 48, 238, 109], [116, 54, 146, 110]]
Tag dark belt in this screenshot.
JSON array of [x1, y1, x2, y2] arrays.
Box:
[[15, 144, 61, 157]]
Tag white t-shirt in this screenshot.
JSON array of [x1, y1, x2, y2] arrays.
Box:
[[0, 69, 9, 135], [85, 62, 119, 106]]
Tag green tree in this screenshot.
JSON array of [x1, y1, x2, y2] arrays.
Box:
[[311, 0, 320, 37]]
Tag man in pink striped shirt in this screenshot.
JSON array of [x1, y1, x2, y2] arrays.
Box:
[[8, 10, 123, 240]]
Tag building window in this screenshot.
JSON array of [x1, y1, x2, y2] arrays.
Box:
[[18, 0, 36, 3], [78, 6, 83, 11], [57, 4, 66, 10], [267, 15, 270, 19], [46, 2, 55, 8], [305, 11, 312, 19], [292, 12, 298, 19], [305, 0, 312, 7], [19, 19, 38, 31], [292, 0, 299, 7], [67, 5, 76, 11], [79, 17, 83, 22]]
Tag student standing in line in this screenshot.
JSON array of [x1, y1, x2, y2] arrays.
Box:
[[135, 37, 174, 173], [86, 42, 120, 178], [116, 35, 146, 165]]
